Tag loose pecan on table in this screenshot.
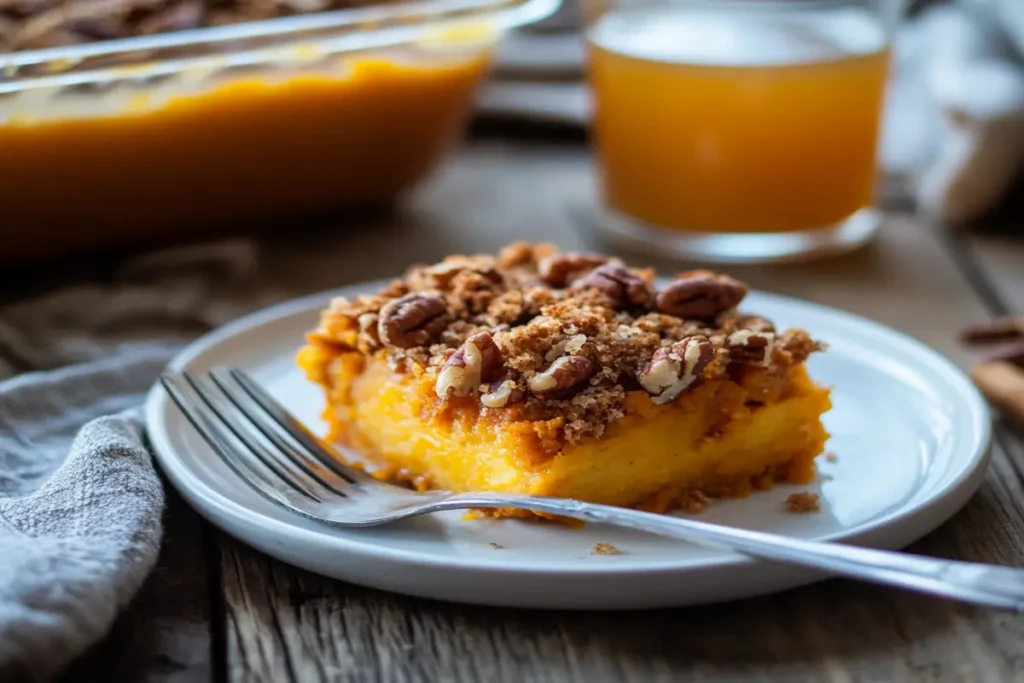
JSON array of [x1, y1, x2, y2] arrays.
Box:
[[377, 292, 448, 349], [960, 316, 1024, 344], [982, 340, 1024, 369]]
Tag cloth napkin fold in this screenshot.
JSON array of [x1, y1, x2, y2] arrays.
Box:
[[0, 239, 265, 682]]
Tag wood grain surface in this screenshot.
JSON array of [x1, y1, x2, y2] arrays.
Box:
[[61, 487, 215, 682], [58, 137, 1024, 683]]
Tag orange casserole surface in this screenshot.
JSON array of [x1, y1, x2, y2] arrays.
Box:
[[0, 47, 490, 262], [298, 242, 831, 516]]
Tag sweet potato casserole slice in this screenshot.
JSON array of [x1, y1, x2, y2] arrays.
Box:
[[298, 242, 831, 516]]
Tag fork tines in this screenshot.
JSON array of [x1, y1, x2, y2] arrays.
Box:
[[160, 367, 365, 506]]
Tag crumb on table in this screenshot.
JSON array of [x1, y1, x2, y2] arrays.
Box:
[[489, 542, 504, 549], [591, 542, 622, 555], [784, 492, 821, 513]]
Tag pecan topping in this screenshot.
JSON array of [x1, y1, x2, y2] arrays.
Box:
[[528, 355, 595, 396], [304, 243, 825, 448], [779, 329, 820, 364], [435, 332, 503, 398], [356, 313, 380, 349], [571, 264, 651, 308], [544, 334, 588, 362], [728, 330, 775, 366], [538, 252, 609, 287], [655, 273, 748, 319], [480, 379, 524, 408], [736, 315, 775, 334], [638, 336, 714, 404], [377, 293, 448, 349], [423, 259, 504, 288]]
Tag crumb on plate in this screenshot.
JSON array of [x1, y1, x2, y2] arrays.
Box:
[[825, 452, 838, 463], [489, 542, 504, 549], [681, 490, 713, 513], [784, 492, 821, 513], [591, 542, 622, 555]]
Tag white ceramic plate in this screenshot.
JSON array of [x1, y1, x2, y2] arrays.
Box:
[[145, 283, 992, 609]]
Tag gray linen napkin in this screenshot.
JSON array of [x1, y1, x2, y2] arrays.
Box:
[[0, 239, 266, 682]]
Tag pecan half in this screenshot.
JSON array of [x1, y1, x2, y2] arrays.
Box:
[[736, 315, 776, 334], [377, 293, 448, 348], [435, 332, 503, 398], [571, 264, 651, 308], [638, 336, 714, 404], [356, 313, 381, 349], [779, 329, 821, 363], [480, 379, 524, 408], [538, 252, 609, 287], [544, 334, 588, 362], [728, 330, 775, 366], [655, 273, 748, 319], [422, 259, 504, 288], [528, 355, 595, 397]]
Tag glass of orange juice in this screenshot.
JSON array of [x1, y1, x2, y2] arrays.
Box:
[[584, 0, 903, 263]]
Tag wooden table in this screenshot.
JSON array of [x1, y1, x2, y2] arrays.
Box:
[[57, 132, 1024, 682]]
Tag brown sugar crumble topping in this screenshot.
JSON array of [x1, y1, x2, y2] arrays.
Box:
[[784, 492, 821, 513], [307, 242, 824, 445]]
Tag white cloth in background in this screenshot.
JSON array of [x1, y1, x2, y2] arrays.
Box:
[[0, 240, 263, 682], [884, 0, 1024, 225]]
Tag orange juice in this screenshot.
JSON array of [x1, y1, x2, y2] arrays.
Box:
[[589, 7, 890, 234]]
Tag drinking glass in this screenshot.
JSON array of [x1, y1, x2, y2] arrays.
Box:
[[583, 0, 903, 263]]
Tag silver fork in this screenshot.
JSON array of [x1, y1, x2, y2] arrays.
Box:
[[162, 366, 1024, 611]]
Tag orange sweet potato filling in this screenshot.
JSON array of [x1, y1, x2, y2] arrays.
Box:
[[298, 344, 832, 514]]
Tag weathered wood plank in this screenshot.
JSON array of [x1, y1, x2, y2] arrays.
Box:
[[219, 140, 1024, 682], [60, 487, 215, 683], [964, 232, 1024, 317], [221, 484, 1024, 683]]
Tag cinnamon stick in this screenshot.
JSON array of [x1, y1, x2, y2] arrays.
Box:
[[960, 316, 1024, 344], [971, 361, 1024, 427]]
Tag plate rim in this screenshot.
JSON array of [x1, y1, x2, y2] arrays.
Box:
[[144, 283, 993, 579]]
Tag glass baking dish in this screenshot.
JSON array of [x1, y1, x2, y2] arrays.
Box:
[[0, 0, 557, 263]]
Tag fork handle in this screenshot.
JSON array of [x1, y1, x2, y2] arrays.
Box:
[[444, 493, 1024, 611]]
